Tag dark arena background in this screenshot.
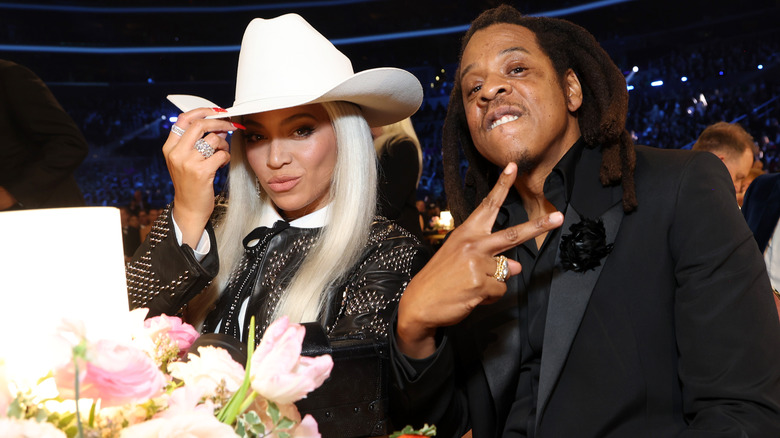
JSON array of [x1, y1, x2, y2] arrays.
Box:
[[1, 0, 778, 210]]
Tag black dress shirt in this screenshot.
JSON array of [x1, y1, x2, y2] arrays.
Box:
[[498, 140, 583, 437]]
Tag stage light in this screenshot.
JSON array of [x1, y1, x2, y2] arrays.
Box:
[[758, 64, 764, 70], [632, 66, 639, 72], [719, 71, 724, 76], [627, 85, 634, 91], [651, 80, 663, 87], [160, 115, 166, 120], [169, 116, 178, 123], [681, 76, 688, 82]]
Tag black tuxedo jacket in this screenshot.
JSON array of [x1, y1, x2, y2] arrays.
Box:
[[742, 172, 780, 253], [392, 145, 780, 437], [0, 59, 88, 209]]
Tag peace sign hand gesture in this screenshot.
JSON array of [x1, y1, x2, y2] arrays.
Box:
[[396, 162, 563, 359]]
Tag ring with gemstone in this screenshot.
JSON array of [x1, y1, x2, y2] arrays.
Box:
[[493, 255, 509, 282], [171, 125, 186, 136], [194, 138, 215, 158]]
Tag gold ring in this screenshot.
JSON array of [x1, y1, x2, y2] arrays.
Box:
[[493, 255, 509, 282]]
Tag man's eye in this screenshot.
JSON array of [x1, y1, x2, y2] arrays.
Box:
[[468, 85, 481, 95], [511, 67, 525, 74]]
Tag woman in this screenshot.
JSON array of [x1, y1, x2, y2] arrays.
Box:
[[373, 117, 426, 242], [126, 13, 427, 436]]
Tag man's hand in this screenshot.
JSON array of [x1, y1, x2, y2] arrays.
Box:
[[396, 163, 563, 358]]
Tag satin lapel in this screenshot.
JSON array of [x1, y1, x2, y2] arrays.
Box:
[[535, 146, 625, 426]]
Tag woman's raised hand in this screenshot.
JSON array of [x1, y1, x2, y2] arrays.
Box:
[[396, 163, 563, 358], [163, 107, 242, 247]]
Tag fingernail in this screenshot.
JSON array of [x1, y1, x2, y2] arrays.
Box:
[[503, 162, 516, 174], [549, 212, 563, 224], [213, 107, 228, 113], [231, 122, 246, 130]]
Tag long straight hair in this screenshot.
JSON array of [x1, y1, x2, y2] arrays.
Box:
[[188, 101, 377, 326], [373, 117, 423, 185]]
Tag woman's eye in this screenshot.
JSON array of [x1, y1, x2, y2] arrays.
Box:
[[294, 126, 314, 137], [243, 132, 266, 142], [510, 66, 525, 74]]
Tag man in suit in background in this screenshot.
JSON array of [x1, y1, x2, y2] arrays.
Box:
[[742, 172, 780, 317], [0, 59, 88, 210], [391, 5, 780, 437], [692, 121, 756, 203]]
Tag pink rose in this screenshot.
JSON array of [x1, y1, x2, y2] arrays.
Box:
[[168, 346, 246, 396], [143, 315, 199, 356], [119, 412, 236, 438], [157, 385, 215, 419], [292, 414, 322, 438], [55, 340, 167, 408], [250, 316, 333, 404]]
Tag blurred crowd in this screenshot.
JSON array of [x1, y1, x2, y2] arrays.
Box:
[[55, 30, 778, 227]]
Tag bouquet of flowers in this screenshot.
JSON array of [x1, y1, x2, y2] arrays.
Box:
[[0, 309, 333, 438]]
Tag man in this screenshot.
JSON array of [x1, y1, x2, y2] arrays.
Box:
[[390, 5, 780, 437], [742, 172, 780, 317], [0, 59, 88, 210], [692, 121, 755, 200]]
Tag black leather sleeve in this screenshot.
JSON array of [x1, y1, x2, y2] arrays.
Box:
[[126, 205, 219, 317]]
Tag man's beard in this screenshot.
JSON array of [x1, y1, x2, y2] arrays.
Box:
[[514, 149, 540, 177]]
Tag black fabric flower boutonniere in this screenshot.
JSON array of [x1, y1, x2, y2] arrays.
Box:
[[559, 217, 614, 272]]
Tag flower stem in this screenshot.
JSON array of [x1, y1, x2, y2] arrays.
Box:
[[73, 357, 84, 438], [237, 390, 258, 415]]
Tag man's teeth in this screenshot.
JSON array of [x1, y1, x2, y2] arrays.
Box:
[[490, 114, 519, 130]]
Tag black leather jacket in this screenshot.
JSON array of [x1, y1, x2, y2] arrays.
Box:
[[126, 205, 429, 437]]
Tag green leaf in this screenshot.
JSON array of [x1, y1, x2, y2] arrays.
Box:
[[267, 401, 280, 425], [277, 417, 295, 429], [389, 424, 437, 437]]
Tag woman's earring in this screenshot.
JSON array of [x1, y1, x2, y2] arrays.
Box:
[[255, 177, 262, 198]]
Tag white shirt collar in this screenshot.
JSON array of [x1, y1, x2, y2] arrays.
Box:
[[258, 202, 329, 229]]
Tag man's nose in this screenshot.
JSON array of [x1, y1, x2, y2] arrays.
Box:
[[480, 76, 510, 102]]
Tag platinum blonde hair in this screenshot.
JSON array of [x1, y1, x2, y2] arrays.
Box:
[[373, 117, 423, 184], [188, 101, 377, 326]]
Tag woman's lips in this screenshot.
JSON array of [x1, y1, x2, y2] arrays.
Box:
[[268, 176, 300, 192]]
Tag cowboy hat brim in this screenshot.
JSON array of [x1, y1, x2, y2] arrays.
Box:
[[168, 67, 422, 127]]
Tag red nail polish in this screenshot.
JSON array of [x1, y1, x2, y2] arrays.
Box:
[[213, 107, 228, 113], [232, 122, 246, 130]]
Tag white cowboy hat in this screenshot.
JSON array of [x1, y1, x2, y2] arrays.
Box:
[[167, 13, 423, 126]]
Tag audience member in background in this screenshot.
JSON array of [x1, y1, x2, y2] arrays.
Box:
[[125, 14, 427, 436], [738, 167, 765, 207], [0, 59, 88, 210], [373, 117, 425, 241], [390, 5, 780, 437], [139, 207, 160, 242], [120, 207, 142, 262], [741, 172, 780, 317], [692, 121, 756, 200], [415, 199, 429, 232]]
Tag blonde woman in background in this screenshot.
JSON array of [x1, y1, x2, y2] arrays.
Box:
[[373, 117, 426, 241]]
